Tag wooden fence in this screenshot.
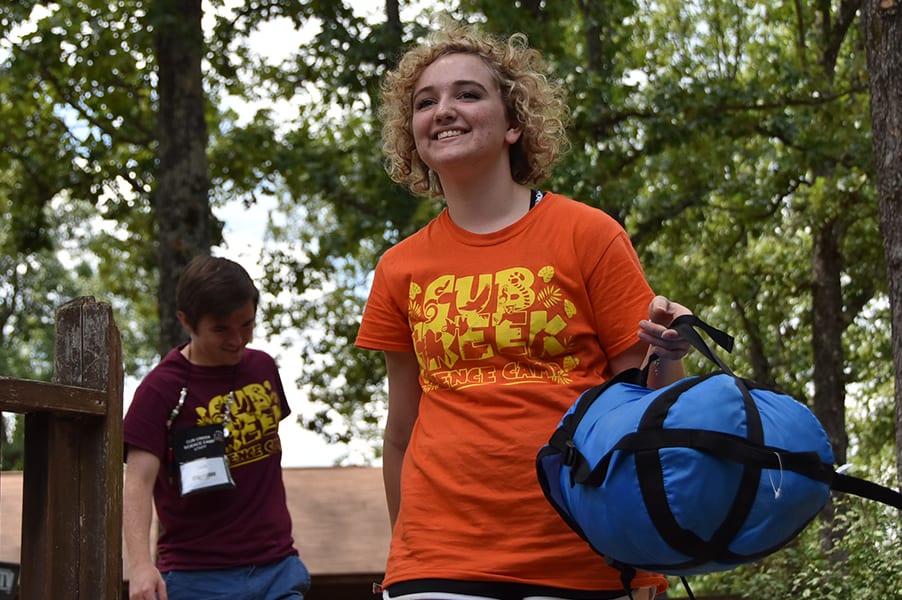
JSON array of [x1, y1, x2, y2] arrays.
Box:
[[0, 297, 123, 599]]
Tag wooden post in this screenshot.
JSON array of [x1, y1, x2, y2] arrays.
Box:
[[18, 297, 123, 599]]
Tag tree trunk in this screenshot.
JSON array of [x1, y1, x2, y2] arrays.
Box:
[[811, 218, 849, 465], [152, 0, 212, 355], [385, 0, 400, 35], [864, 0, 902, 487], [805, 0, 858, 477]]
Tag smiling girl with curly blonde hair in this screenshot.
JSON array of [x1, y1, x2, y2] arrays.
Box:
[[357, 17, 692, 600], [380, 20, 569, 198]]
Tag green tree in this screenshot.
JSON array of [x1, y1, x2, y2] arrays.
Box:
[[207, 1, 432, 449], [0, 0, 232, 459], [152, 0, 215, 352], [863, 0, 902, 486], [221, 0, 897, 480], [584, 0, 880, 470], [2, 0, 898, 593], [0, 0, 427, 456], [0, 412, 24, 470], [0, 0, 162, 374], [1, 1, 897, 498], [0, 195, 100, 470]]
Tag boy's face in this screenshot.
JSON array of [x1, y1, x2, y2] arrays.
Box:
[[179, 300, 255, 366]]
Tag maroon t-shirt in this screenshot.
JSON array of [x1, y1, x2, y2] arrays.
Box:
[[124, 346, 298, 571]]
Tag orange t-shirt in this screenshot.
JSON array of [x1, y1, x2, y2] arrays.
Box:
[[356, 193, 665, 593]]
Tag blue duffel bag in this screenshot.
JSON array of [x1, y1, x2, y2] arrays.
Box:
[[536, 314, 902, 593]]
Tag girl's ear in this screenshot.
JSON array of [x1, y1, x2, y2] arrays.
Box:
[[505, 123, 523, 145]]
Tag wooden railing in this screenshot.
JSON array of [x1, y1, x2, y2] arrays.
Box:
[[0, 297, 123, 599]]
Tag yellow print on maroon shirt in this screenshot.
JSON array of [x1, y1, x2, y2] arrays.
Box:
[[193, 380, 284, 467], [408, 266, 579, 391]]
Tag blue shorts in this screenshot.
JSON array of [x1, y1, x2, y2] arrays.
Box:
[[163, 555, 310, 600]]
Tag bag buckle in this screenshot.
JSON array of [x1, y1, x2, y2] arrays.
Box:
[[564, 439, 578, 466]]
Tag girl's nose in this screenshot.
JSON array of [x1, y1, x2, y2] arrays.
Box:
[[434, 96, 456, 121]]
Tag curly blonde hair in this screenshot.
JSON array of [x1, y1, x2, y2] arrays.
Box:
[[379, 20, 570, 197]]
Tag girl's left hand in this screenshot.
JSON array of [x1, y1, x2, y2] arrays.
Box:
[[638, 295, 692, 360]]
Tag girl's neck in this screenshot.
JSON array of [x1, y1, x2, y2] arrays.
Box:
[[442, 176, 532, 234]]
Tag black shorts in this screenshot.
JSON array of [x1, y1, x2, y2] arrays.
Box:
[[384, 579, 638, 600]]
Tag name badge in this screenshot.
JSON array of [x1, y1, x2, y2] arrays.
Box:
[[171, 424, 236, 496]]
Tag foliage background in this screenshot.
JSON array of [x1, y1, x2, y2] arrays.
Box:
[[1, 0, 900, 596]]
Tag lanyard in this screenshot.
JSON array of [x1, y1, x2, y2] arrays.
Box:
[[166, 345, 237, 438], [166, 387, 235, 437]]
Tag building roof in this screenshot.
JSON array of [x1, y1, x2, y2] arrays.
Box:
[[286, 466, 390, 576], [0, 466, 390, 578]]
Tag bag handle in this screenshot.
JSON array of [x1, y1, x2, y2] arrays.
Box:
[[558, 315, 736, 474], [661, 314, 736, 374]]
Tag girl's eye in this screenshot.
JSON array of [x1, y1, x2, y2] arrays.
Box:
[[414, 98, 435, 110], [460, 90, 480, 99]]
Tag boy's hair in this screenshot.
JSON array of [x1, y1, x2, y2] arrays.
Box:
[[379, 18, 570, 197], [176, 255, 259, 331]]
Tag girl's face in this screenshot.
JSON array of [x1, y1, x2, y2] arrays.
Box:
[[410, 53, 522, 178], [179, 300, 255, 366]]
